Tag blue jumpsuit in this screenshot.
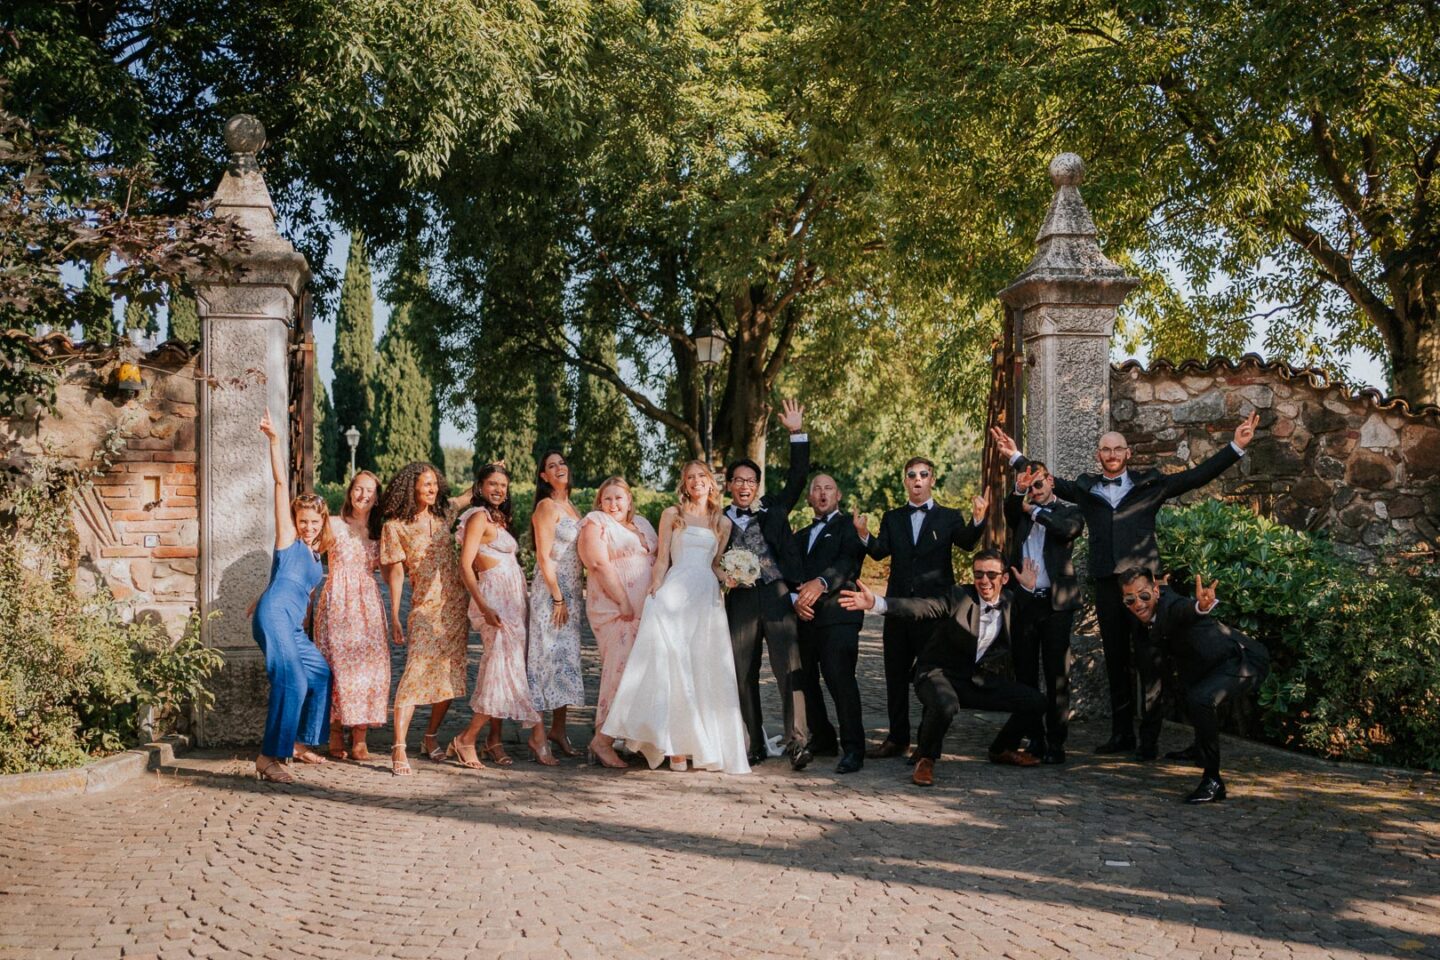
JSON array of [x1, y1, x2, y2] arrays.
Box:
[[251, 540, 331, 758]]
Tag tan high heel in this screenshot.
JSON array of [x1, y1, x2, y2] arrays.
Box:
[[446, 739, 485, 770], [529, 740, 559, 766], [391, 744, 414, 776], [256, 757, 294, 783]]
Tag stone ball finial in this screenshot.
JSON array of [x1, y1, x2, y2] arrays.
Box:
[[1048, 153, 1085, 187], [223, 115, 266, 174]]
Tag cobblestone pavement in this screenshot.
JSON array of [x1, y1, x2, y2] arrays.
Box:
[[2, 616, 1438, 960]]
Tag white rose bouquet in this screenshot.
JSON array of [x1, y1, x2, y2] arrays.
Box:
[[719, 548, 762, 588]]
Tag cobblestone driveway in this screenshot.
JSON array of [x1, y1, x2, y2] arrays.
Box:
[[2, 617, 1437, 959]]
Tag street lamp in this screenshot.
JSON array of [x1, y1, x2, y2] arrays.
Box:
[[694, 325, 726, 467], [344, 425, 360, 481]]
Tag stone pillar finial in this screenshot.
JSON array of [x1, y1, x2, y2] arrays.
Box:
[[223, 115, 266, 175], [196, 113, 310, 745], [998, 154, 1138, 480]]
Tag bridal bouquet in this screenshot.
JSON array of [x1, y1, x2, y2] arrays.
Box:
[[719, 548, 762, 588]]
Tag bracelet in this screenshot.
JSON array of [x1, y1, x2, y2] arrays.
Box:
[[552, 596, 565, 605]]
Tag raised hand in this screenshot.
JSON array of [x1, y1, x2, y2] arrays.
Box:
[[1011, 557, 1040, 592], [1233, 411, 1261, 449], [777, 398, 805, 434], [838, 581, 876, 611], [971, 490, 989, 523], [1195, 574, 1219, 613], [1015, 464, 1037, 493], [852, 507, 870, 540], [259, 410, 279, 442], [990, 426, 1019, 460]]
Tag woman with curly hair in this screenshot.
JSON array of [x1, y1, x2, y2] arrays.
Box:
[[249, 410, 335, 783], [313, 469, 388, 761], [379, 461, 471, 776], [526, 450, 586, 764]]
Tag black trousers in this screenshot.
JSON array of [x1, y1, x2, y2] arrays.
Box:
[[798, 618, 865, 755], [1093, 576, 1165, 738], [913, 667, 1046, 761], [727, 579, 807, 751], [879, 615, 934, 748], [1011, 591, 1076, 751], [1186, 656, 1269, 779]]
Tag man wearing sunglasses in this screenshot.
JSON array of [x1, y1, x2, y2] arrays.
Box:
[[839, 550, 1046, 786], [1118, 569, 1270, 803], [852, 457, 988, 761], [1004, 462, 1085, 764], [990, 410, 1262, 759]]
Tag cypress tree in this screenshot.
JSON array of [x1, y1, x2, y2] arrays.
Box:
[[471, 338, 536, 477], [168, 286, 201, 344], [123, 297, 158, 338], [81, 256, 115, 343], [369, 297, 441, 479], [333, 232, 376, 470], [570, 314, 642, 486], [313, 378, 340, 484]]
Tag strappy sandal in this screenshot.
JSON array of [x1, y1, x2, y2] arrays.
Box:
[[391, 745, 414, 776], [293, 747, 329, 765], [529, 740, 559, 766], [445, 739, 486, 770], [256, 757, 294, 783], [422, 734, 446, 762], [547, 732, 581, 757], [483, 742, 514, 766]]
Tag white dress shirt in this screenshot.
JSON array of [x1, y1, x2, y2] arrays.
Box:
[[1019, 503, 1053, 593], [908, 498, 935, 544], [807, 511, 838, 553]]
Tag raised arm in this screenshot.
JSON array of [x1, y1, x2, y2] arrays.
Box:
[[770, 398, 810, 515], [1034, 501, 1084, 540], [991, 426, 1084, 501], [1161, 412, 1258, 500], [259, 411, 295, 551], [952, 491, 989, 550]]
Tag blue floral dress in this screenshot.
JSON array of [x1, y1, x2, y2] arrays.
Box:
[[527, 516, 586, 710]]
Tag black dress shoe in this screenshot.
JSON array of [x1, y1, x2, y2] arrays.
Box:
[[1040, 748, 1066, 765], [747, 751, 767, 766], [835, 751, 863, 774], [1133, 743, 1158, 762], [809, 737, 840, 757], [787, 742, 813, 771], [1165, 744, 1202, 765], [1094, 734, 1137, 754], [1183, 776, 1227, 803]]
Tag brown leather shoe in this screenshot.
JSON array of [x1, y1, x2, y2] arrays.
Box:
[[866, 741, 907, 760], [988, 748, 1041, 767], [912, 758, 935, 786]]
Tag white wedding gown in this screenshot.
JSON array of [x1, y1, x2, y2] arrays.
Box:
[[601, 523, 750, 774]]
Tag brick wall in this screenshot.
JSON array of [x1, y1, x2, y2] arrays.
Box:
[[2, 336, 200, 636], [1110, 354, 1440, 565]]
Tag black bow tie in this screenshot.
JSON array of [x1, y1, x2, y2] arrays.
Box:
[[1098, 475, 1124, 487], [906, 503, 932, 514], [813, 513, 835, 527], [733, 507, 758, 517]]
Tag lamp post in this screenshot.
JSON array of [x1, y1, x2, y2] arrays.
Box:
[[694, 326, 726, 467], [344, 425, 360, 481]]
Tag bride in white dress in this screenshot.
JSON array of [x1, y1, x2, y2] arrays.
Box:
[[601, 460, 750, 774]]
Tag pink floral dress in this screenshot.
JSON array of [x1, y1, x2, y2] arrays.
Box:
[[381, 512, 469, 708], [457, 508, 539, 726], [581, 511, 658, 727], [314, 516, 390, 727]]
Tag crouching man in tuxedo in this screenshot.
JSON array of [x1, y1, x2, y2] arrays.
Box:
[[792, 474, 868, 774], [1119, 569, 1271, 803], [840, 549, 1046, 787]]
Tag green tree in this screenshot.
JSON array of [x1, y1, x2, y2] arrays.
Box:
[[369, 297, 442, 479], [333, 233, 376, 470], [81, 257, 114, 343], [123, 297, 157, 338], [167, 286, 200, 344], [570, 307, 643, 486], [313, 378, 339, 484]]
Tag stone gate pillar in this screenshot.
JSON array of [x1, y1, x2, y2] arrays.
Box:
[[195, 116, 310, 745], [998, 154, 1138, 480]]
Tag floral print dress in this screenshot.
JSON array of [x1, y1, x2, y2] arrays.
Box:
[[381, 512, 470, 709], [527, 515, 586, 711], [456, 508, 539, 725], [314, 516, 390, 727]]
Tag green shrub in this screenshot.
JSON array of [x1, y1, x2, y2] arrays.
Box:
[[0, 453, 223, 773], [1157, 499, 1440, 770]]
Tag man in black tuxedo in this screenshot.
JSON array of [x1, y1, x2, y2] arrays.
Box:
[[854, 457, 986, 759], [840, 549, 1046, 786], [722, 398, 812, 770], [1119, 569, 1270, 803], [791, 474, 868, 774], [1003, 461, 1085, 764], [991, 410, 1262, 757]]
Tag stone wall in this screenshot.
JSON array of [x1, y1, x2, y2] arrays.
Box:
[[1110, 354, 1440, 565], [1, 334, 200, 636]]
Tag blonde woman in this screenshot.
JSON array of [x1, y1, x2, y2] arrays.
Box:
[[578, 476, 658, 768], [600, 461, 749, 775]]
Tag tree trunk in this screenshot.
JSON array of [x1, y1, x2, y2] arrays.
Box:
[[1393, 307, 1440, 407], [718, 293, 774, 473]]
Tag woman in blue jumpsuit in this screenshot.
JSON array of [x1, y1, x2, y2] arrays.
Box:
[[251, 410, 335, 782]]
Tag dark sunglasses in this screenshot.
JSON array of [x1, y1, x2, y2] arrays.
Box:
[[906, 470, 931, 480], [1121, 591, 1154, 606], [973, 569, 1004, 581]]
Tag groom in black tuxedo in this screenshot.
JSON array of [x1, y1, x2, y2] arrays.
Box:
[[991, 410, 1262, 757], [854, 457, 987, 759], [792, 473, 868, 774], [723, 398, 812, 770]]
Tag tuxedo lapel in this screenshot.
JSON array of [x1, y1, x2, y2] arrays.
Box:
[[915, 505, 939, 546]]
